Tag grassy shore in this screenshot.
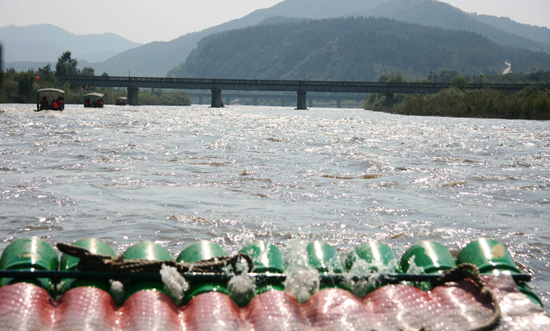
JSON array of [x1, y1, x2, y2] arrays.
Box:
[[367, 86, 550, 120]]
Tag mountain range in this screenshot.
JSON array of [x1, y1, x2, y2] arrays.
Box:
[[2, 0, 550, 77], [0, 24, 141, 66], [174, 16, 550, 81]]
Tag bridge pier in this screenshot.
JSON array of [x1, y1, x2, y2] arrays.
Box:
[[385, 92, 394, 108], [211, 88, 224, 108], [297, 91, 307, 110], [128, 87, 139, 106]]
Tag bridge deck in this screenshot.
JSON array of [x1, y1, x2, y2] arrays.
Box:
[[66, 76, 542, 93], [64, 76, 548, 107]]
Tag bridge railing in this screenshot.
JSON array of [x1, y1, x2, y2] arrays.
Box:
[[64, 75, 549, 93], [65, 76, 453, 92], [62, 75, 550, 107]]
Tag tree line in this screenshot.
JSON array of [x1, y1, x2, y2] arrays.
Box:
[[365, 71, 550, 120], [1, 51, 190, 106]]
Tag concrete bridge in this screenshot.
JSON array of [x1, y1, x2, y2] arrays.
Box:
[[64, 76, 544, 109]]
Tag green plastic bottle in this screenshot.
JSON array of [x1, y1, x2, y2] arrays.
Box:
[[401, 240, 456, 290], [306, 241, 344, 289], [345, 241, 400, 295], [0, 237, 58, 293], [176, 241, 228, 304], [345, 241, 400, 273], [457, 238, 542, 306], [122, 241, 173, 301], [59, 238, 115, 293], [240, 241, 285, 294]]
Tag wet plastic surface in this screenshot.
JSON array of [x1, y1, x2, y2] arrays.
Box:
[[0, 274, 547, 330]]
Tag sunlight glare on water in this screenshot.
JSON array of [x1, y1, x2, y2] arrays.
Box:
[[1, 103, 549, 307]]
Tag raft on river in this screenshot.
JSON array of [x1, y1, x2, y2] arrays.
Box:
[[84, 92, 104, 108], [0, 237, 548, 330], [36, 88, 65, 112]]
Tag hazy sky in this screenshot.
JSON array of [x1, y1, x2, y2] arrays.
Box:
[[1, 0, 548, 44]]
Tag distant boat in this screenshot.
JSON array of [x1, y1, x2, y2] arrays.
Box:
[[116, 96, 128, 106], [84, 92, 104, 108], [36, 88, 65, 112]]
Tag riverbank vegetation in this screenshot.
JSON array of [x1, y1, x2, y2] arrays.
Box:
[[0, 51, 190, 106], [393, 87, 550, 120], [365, 71, 550, 120]]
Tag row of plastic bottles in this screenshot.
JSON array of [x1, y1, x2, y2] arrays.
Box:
[[0, 237, 542, 306]]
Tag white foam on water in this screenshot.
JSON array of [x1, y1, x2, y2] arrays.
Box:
[[225, 253, 256, 305], [228, 272, 256, 305], [405, 256, 426, 275], [160, 264, 189, 305], [283, 239, 320, 303], [343, 250, 403, 297], [342, 256, 372, 297], [110, 280, 125, 304]]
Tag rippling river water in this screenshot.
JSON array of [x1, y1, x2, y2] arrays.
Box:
[[1, 103, 549, 307]]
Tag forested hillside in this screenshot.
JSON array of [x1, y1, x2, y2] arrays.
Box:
[[95, 0, 550, 77], [172, 17, 550, 81], [94, 0, 392, 76]]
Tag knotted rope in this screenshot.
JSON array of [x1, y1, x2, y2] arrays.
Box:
[[431, 263, 501, 331], [56, 242, 253, 274]]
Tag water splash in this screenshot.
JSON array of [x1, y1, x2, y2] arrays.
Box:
[[228, 273, 256, 306], [343, 249, 402, 297], [160, 264, 189, 305], [283, 240, 320, 303]]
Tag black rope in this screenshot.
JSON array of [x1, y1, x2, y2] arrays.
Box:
[[56, 242, 253, 274], [431, 263, 501, 331], [0, 269, 531, 284]]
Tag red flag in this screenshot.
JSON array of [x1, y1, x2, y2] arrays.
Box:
[[85, 85, 88, 91], [36, 75, 40, 83]]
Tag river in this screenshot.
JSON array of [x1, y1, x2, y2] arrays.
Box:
[[1, 103, 549, 308]]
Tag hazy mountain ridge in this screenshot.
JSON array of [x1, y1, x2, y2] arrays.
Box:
[[0, 24, 141, 64], [174, 17, 550, 81], [168, 0, 550, 77], [3, 0, 550, 77], [92, 0, 394, 76], [369, 0, 548, 51], [472, 14, 550, 49]]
